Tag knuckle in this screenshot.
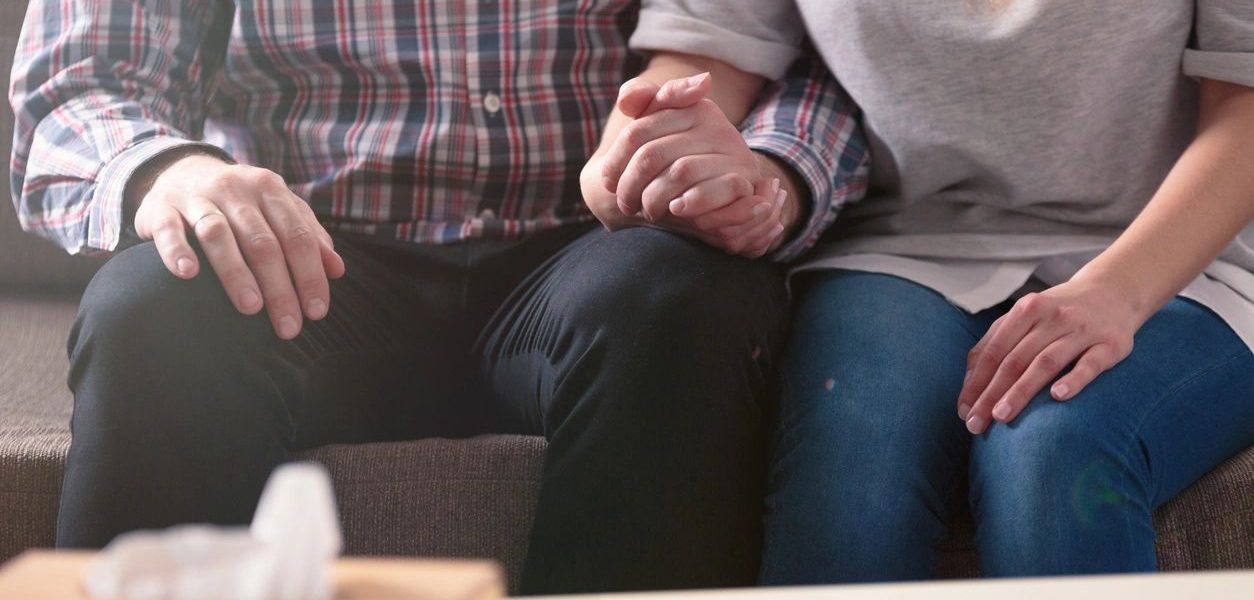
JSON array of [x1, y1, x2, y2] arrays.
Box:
[[669, 157, 697, 184], [284, 225, 316, 246], [245, 232, 282, 257], [1035, 352, 1063, 373], [635, 147, 660, 174], [244, 167, 284, 189], [1016, 293, 1043, 316], [216, 265, 253, 289], [622, 124, 646, 148], [152, 216, 184, 232], [1055, 304, 1079, 326], [1004, 355, 1029, 375], [967, 346, 983, 363], [980, 344, 1003, 363], [194, 218, 231, 243], [297, 277, 326, 295]]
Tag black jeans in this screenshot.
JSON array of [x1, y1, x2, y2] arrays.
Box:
[[59, 224, 788, 594]]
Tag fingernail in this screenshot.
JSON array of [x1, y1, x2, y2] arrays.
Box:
[[1052, 383, 1071, 401], [278, 316, 299, 340], [771, 223, 784, 236], [992, 402, 1011, 421], [957, 403, 971, 420], [776, 189, 788, 205], [685, 72, 710, 89], [669, 198, 686, 215], [771, 178, 781, 195], [307, 298, 327, 320], [176, 257, 194, 277], [753, 202, 773, 217], [239, 288, 260, 311], [966, 415, 987, 435]]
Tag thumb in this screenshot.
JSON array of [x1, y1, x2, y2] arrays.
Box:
[[616, 77, 662, 119], [645, 72, 712, 115]]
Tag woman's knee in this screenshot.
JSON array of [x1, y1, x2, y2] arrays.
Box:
[[971, 392, 1149, 525]]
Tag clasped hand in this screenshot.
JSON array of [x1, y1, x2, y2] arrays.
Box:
[[582, 73, 791, 257]]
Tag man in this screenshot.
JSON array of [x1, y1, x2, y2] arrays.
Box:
[[9, 0, 865, 593]]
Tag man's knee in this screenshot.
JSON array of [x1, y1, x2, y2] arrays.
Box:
[[75, 242, 242, 353], [561, 228, 785, 345]]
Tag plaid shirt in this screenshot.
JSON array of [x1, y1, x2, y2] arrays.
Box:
[[10, 0, 868, 261]]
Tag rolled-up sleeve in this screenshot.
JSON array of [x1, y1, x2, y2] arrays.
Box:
[[741, 52, 870, 262], [9, 0, 234, 256], [1183, 1, 1254, 87], [630, 0, 806, 80]]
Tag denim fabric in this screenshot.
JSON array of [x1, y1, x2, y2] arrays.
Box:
[[762, 270, 1254, 583]]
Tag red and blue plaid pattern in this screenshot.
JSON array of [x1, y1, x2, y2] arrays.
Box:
[[10, 0, 866, 261]]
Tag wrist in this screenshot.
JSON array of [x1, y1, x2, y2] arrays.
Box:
[[1069, 260, 1159, 325], [125, 148, 232, 217], [753, 152, 808, 237]]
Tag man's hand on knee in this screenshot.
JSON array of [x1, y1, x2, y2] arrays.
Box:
[[129, 153, 345, 340]]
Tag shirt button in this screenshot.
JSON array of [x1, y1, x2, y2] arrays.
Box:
[[483, 92, 502, 115]]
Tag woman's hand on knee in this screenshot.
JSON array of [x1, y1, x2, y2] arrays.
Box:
[[131, 153, 345, 340], [956, 278, 1146, 434]]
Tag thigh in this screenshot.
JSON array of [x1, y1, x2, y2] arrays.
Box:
[[772, 270, 992, 485], [479, 226, 788, 434], [70, 235, 477, 448], [762, 270, 993, 582], [973, 298, 1254, 509]]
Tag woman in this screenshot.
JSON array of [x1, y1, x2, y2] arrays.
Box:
[[591, 0, 1254, 583]]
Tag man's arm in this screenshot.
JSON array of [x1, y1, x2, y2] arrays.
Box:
[[741, 50, 871, 261], [10, 0, 233, 255], [10, 0, 342, 340]]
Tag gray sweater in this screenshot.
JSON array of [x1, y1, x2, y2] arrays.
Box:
[[631, 0, 1254, 348]]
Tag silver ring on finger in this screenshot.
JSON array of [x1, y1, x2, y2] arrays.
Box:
[[193, 211, 226, 229]]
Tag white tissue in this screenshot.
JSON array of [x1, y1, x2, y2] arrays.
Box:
[[83, 463, 343, 600]]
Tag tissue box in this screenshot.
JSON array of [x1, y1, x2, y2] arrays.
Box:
[[0, 551, 504, 600]]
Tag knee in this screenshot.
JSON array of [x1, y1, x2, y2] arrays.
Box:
[[972, 399, 1144, 519], [71, 242, 247, 375], [565, 228, 785, 347]]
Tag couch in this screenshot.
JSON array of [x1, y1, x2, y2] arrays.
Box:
[[2, 2, 1251, 593]]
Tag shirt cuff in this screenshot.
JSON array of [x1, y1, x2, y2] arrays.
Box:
[[1183, 50, 1254, 88], [629, 9, 801, 80], [745, 131, 842, 263], [86, 137, 232, 253]]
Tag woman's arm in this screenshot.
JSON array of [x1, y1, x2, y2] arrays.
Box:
[[1076, 80, 1254, 314], [958, 79, 1254, 434]]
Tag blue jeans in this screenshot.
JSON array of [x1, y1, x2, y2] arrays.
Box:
[[761, 270, 1254, 583]]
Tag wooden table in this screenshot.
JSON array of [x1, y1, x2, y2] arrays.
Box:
[[530, 570, 1254, 600], [0, 551, 503, 600]]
